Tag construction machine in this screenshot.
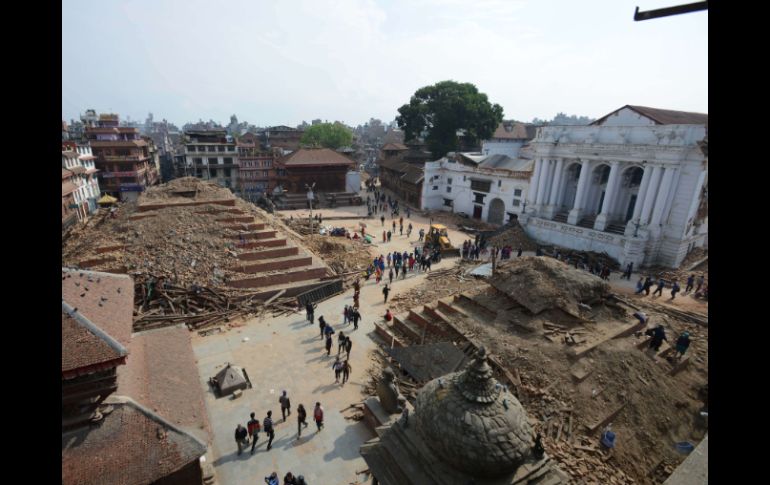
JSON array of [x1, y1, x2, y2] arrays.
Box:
[[423, 224, 460, 257]]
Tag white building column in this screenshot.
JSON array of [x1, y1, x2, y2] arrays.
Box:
[[542, 158, 564, 219], [594, 161, 620, 231], [639, 165, 663, 225], [567, 160, 591, 225], [535, 159, 551, 208], [528, 159, 543, 206], [650, 167, 676, 226], [631, 166, 653, 221]]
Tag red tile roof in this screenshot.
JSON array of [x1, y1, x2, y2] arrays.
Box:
[[280, 148, 355, 167], [117, 325, 212, 443], [61, 396, 207, 485], [62, 268, 134, 351], [62, 306, 127, 374]]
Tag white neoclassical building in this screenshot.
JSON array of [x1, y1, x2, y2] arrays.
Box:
[[520, 105, 708, 268]]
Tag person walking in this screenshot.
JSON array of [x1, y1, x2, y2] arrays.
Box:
[[332, 357, 343, 383], [643, 276, 653, 296], [695, 274, 705, 294], [380, 214, 385, 226], [305, 301, 316, 324], [387, 230, 392, 242], [341, 360, 352, 385], [325, 332, 333, 356], [685, 274, 695, 294], [517, 247, 523, 257], [345, 336, 353, 358], [399, 223, 403, 236], [652, 278, 665, 297], [388, 267, 394, 285], [263, 411, 275, 451], [248, 412, 261, 454], [419, 228, 425, 242], [406, 206, 411, 218], [670, 281, 681, 300], [635, 276, 645, 294], [264, 472, 279, 485], [279, 390, 291, 421], [337, 331, 347, 356], [319, 315, 326, 339], [235, 424, 248, 455], [387, 252, 392, 268], [351, 308, 361, 330], [407, 223, 412, 237], [296, 404, 308, 439], [383, 284, 390, 304], [392, 220, 396, 233], [313, 402, 324, 432], [342, 305, 349, 325]]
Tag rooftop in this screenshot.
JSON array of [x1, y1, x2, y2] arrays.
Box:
[[117, 325, 212, 443], [61, 396, 207, 485], [591, 105, 708, 126], [280, 147, 356, 167], [62, 268, 135, 351], [62, 307, 127, 374]]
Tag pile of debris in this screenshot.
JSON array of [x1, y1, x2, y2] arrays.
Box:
[[486, 222, 539, 251], [302, 235, 373, 274], [489, 257, 610, 319], [140, 176, 233, 203], [541, 247, 621, 271], [133, 279, 298, 332]]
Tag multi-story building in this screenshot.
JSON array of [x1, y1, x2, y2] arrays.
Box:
[[236, 132, 280, 198], [276, 148, 356, 193], [262, 125, 304, 152], [183, 130, 239, 189], [62, 142, 101, 228], [86, 114, 160, 202], [521, 105, 708, 268], [422, 152, 533, 223]]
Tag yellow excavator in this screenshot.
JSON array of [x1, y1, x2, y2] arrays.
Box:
[[423, 224, 460, 257]]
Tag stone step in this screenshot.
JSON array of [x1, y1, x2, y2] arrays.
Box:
[[227, 264, 327, 289], [238, 238, 287, 250], [238, 246, 299, 261], [231, 255, 313, 274], [222, 222, 265, 231], [437, 299, 468, 318], [226, 230, 277, 241], [392, 315, 423, 342], [453, 293, 497, 319]]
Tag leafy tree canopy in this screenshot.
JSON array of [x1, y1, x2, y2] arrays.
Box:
[[396, 80, 503, 158], [300, 122, 353, 149]]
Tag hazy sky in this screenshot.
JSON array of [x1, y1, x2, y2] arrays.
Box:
[[62, 0, 707, 127]]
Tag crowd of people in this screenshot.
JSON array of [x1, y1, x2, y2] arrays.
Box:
[[634, 273, 707, 300]]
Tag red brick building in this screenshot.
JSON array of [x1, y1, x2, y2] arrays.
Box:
[[237, 132, 280, 197], [86, 114, 160, 202], [277, 148, 356, 193], [263, 125, 304, 151]]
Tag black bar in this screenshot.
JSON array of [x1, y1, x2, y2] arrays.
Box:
[[634, 1, 708, 21]]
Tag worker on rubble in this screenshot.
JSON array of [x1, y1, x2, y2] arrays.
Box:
[[675, 332, 691, 359], [646, 325, 667, 351], [670, 280, 681, 300]]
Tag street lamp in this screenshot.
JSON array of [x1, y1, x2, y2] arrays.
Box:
[[305, 182, 316, 235]]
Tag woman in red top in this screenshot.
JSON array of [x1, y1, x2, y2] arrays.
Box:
[[313, 402, 324, 431]]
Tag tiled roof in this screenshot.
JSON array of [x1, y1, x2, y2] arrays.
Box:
[[61, 396, 207, 485], [117, 325, 212, 443], [62, 305, 127, 374], [62, 150, 80, 159], [478, 155, 534, 171], [401, 165, 424, 185], [62, 168, 73, 180], [280, 148, 355, 167], [62, 182, 77, 196], [592, 105, 708, 126], [381, 143, 408, 151], [89, 140, 147, 147], [62, 268, 134, 351], [69, 166, 87, 175]]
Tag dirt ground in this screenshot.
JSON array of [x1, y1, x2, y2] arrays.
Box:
[[375, 255, 708, 484]]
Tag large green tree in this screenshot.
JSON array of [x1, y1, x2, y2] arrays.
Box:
[[396, 81, 504, 158], [300, 122, 353, 149]]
